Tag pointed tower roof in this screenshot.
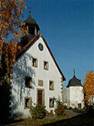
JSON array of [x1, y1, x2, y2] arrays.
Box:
[[67, 70, 82, 87], [25, 13, 40, 30]]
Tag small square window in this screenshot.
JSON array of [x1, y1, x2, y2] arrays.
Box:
[[25, 97, 32, 109], [32, 58, 38, 67], [49, 81, 54, 90], [38, 80, 43, 86], [25, 76, 32, 88], [44, 61, 49, 70], [49, 98, 54, 108]]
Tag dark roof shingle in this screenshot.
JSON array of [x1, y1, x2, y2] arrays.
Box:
[[67, 75, 82, 87]]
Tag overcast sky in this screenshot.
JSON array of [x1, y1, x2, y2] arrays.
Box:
[[24, 0, 94, 85]]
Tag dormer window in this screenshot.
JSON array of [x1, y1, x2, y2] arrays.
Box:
[[25, 76, 32, 88], [32, 58, 38, 67], [44, 61, 49, 70]]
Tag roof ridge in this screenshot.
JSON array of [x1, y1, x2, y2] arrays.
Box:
[[16, 35, 40, 60]]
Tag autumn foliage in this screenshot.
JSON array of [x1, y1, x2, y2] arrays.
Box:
[[83, 71, 94, 106], [0, 0, 25, 82], [0, 0, 25, 38]]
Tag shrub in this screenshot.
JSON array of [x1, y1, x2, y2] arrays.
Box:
[[87, 105, 94, 115], [55, 100, 64, 116], [47, 110, 54, 117], [30, 105, 46, 119]]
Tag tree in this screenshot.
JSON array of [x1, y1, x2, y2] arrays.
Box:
[[0, 0, 25, 122], [0, 0, 25, 83], [0, 0, 24, 40], [83, 71, 94, 106]]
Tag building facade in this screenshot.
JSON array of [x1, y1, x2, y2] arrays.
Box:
[[11, 15, 65, 118]]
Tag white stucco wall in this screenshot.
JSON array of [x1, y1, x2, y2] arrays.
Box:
[[12, 36, 63, 118], [63, 86, 84, 109], [68, 86, 84, 109]]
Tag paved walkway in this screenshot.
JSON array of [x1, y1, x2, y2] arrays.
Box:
[[1, 110, 93, 126], [44, 110, 94, 126], [63, 110, 81, 119]]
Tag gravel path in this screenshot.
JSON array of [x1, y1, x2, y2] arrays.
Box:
[[63, 110, 81, 119]]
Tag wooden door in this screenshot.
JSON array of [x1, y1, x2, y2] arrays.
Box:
[[37, 89, 44, 105]]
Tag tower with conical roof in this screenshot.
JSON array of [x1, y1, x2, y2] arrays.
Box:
[[67, 70, 82, 87], [20, 13, 40, 47], [25, 13, 40, 35], [65, 70, 84, 109]]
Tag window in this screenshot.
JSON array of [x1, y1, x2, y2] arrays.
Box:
[[49, 98, 54, 108], [49, 81, 54, 90], [32, 58, 38, 67], [25, 76, 32, 88], [38, 80, 43, 87], [44, 61, 49, 70], [78, 103, 81, 109], [25, 97, 32, 108]]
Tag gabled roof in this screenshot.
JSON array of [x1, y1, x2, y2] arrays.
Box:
[[67, 75, 82, 88], [16, 35, 40, 60], [16, 34, 65, 81]]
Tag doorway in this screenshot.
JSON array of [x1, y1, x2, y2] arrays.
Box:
[[37, 89, 44, 105]]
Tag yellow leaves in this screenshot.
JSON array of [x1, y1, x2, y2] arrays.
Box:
[[0, 40, 22, 79], [0, 0, 25, 81], [83, 71, 94, 105], [7, 41, 21, 64]]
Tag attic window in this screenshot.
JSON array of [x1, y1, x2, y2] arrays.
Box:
[[32, 58, 38, 67], [25, 76, 32, 88], [44, 61, 49, 70]]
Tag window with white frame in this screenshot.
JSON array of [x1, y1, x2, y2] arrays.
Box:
[[44, 61, 49, 70], [32, 58, 38, 67], [25, 76, 32, 88], [49, 98, 54, 108], [49, 81, 54, 90], [38, 80, 43, 87], [24, 97, 32, 108]]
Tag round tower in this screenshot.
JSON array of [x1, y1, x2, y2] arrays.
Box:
[[66, 70, 84, 109]]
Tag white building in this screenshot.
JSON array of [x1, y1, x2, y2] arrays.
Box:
[[11, 15, 65, 118], [63, 73, 84, 109]]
